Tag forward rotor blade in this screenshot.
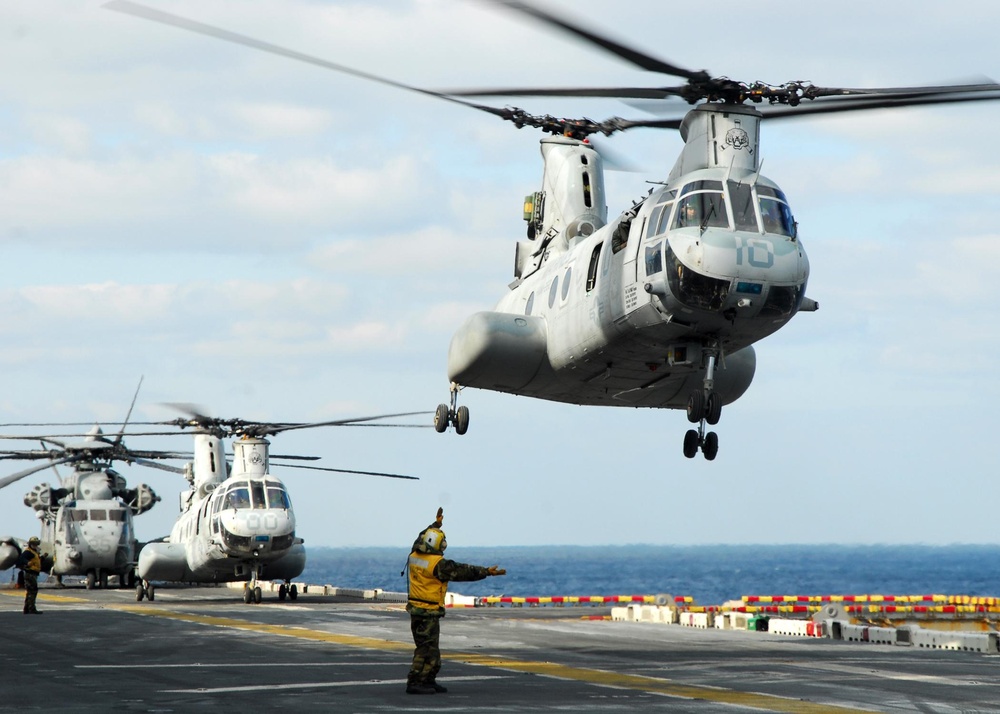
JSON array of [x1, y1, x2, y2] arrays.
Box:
[[485, 0, 707, 81], [104, 1, 516, 123], [277, 463, 418, 481], [0, 456, 84, 490]]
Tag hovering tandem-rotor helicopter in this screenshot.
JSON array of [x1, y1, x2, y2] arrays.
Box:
[[0, 425, 166, 589], [130, 408, 423, 604], [106, 0, 1000, 460]]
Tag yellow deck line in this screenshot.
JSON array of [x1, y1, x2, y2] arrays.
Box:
[[112, 604, 874, 713], [0, 590, 91, 603]]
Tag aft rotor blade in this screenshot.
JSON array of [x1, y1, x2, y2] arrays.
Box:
[[759, 89, 1000, 121], [0, 456, 84, 490], [278, 463, 418, 481], [485, 0, 707, 81], [104, 1, 515, 122]]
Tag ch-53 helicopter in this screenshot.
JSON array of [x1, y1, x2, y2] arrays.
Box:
[[130, 408, 422, 604], [106, 0, 1000, 460], [0, 425, 166, 589]]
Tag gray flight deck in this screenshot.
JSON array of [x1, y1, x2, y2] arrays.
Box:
[[2, 583, 998, 713]]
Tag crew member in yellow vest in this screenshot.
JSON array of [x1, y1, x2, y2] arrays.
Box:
[[405, 507, 505, 695], [16, 537, 45, 615]]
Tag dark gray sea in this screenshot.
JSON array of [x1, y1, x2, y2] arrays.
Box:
[[302, 544, 1000, 606]]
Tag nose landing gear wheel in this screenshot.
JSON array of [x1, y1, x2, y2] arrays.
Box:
[[434, 383, 470, 435], [433, 404, 449, 433]]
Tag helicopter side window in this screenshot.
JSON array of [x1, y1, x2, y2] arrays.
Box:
[[644, 241, 663, 275], [226, 486, 251, 510], [525, 291, 534, 315], [656, 202, 675, 234], [548, 276, 558, 308], [267, 486, 292, 510], [645, 204, 665, 239], [728, 181, 758, 232], [585, 243, 602, 292]]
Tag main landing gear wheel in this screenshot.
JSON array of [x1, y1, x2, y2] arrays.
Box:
[[434, 382, 470, 435], [682, 345, 724, 458], [136, 582, 155, 602]]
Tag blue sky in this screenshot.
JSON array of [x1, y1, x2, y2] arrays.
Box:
[[0, 0, 998, 548]]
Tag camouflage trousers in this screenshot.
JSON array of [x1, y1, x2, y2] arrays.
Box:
[[407, 612, 442, 686], [23, 571, 38, 613]]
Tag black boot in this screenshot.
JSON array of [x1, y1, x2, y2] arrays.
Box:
[[405, 683, 436, 695]]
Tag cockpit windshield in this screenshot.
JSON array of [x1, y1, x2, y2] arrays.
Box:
[[225, 480, 291, 510], [758, 186, 795, 236], [225, 485, 251, 510], [673, 180, 728, 230], [267, 486, 292, 510]]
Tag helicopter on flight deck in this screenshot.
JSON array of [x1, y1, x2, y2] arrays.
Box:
[[132, 408, 422, 604], [0, 425, 166, 589], [106, 0, 1000, 460]]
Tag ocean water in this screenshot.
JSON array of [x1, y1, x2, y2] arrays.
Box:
[[301, 544, 1000, 605]]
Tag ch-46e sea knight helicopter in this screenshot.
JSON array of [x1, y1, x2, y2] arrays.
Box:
[[132, 409, 421, 604], [107, 0, 1000, 460], [0, 425, 167, 589]]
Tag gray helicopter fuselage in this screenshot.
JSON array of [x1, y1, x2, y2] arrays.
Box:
[[138, 435, 305, 584], [48, 498, 135, 577], [448, 104, 812, 410]]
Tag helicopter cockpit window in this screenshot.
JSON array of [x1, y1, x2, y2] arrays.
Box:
[[250, 480, 267, 509], [90, 509, 107, 521], [108, 509, 126, 523], [267, 486, 292, 510], [69, 508, 87, 522], [226, 485, 251, 510], [727, 181, 758, 232], [673, 191, 728, 230], [757, 186, 795, 237]]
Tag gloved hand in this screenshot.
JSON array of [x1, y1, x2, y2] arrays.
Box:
[[487, 565, 506, 577], [433, 507, 444, 528]]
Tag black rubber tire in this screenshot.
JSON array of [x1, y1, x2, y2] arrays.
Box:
[[683, 429, 699, 458], [706, 392, 722, 425], [703, 431, 719, 461], [434, 404, 449, 433], [455, 406, 470, 435], [686, 391, 704, 423]]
